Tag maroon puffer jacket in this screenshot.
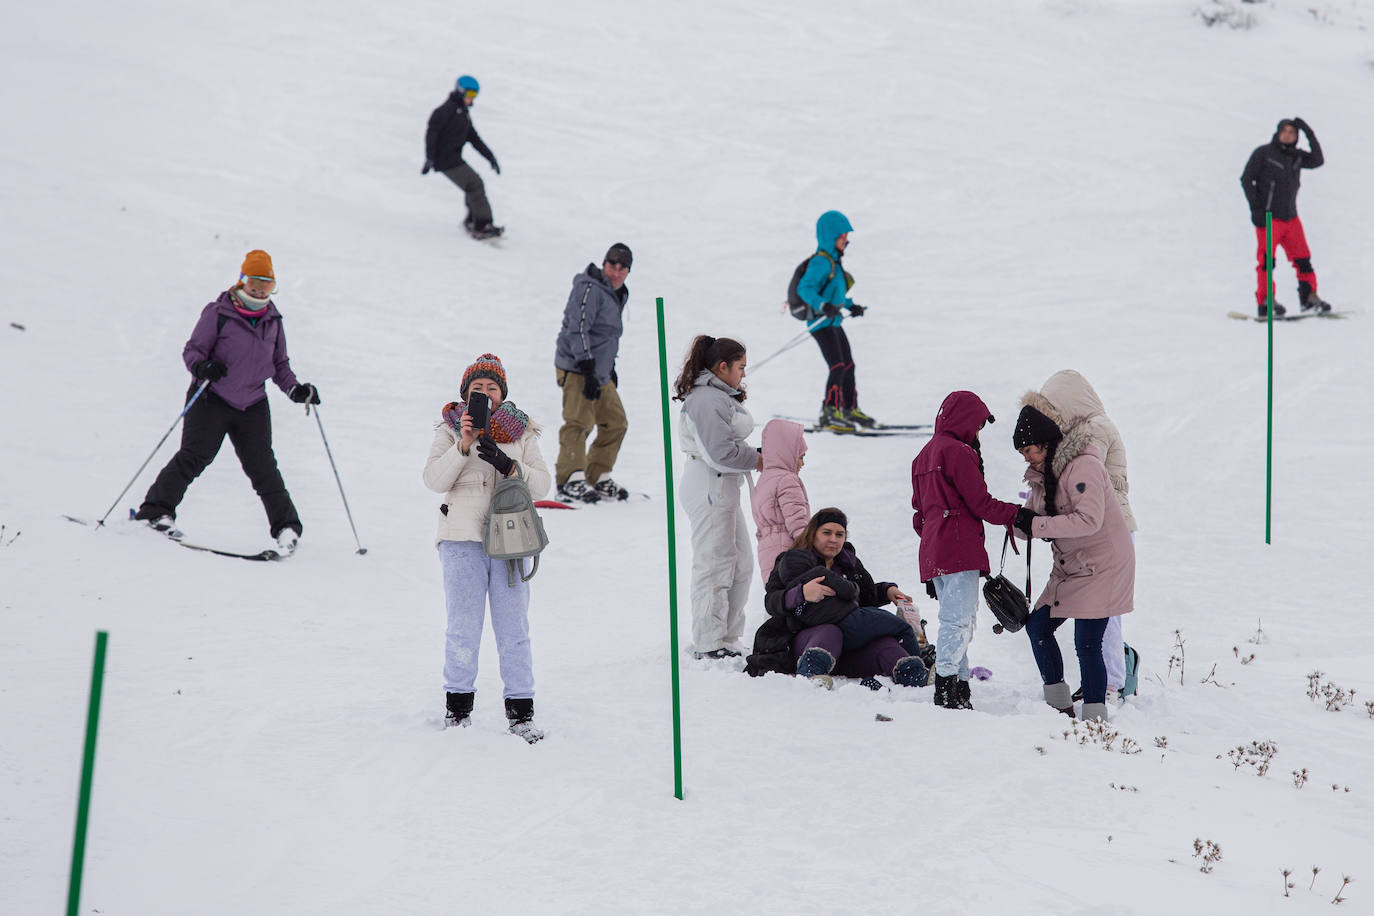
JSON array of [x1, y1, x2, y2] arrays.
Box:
[[911, 391, 1019, 582]]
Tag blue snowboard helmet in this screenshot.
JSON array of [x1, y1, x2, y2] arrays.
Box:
[[456, 75, 480, 94]]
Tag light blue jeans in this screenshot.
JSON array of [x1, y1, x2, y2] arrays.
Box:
[[932, 570, 980, 679], [440, 540, 533, 698]]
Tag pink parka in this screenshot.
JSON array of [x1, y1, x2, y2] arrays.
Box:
[[751, 420, 810, 583], [1021, 429, 1135, 619]]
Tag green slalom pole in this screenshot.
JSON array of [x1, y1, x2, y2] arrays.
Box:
[[1265, 210, 1274, 545], [655, 297, 684, 800], [68, 630, 109, 916]]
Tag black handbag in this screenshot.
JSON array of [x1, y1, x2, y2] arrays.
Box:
[[984, 532, 1032, 634]]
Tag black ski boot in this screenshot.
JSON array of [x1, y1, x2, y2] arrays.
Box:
[[505, 697, 544, 744], [933, 674, 957, 708], [445, 691, 474, 728], [1257, 301, 1287, 318], [954, 679, 974, 710]]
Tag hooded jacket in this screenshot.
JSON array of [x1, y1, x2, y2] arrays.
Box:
[[182, 290, 299, 411], [678, 371, 757, 474], [911, 391, 1020, 582], [751, 419, 810, 583], [1240, 119, 1323, 222], [553, 264, 629, 384], [1029, 370, 1137, 532], [797, 210, 854, 331], [425, 92, 497, 173]]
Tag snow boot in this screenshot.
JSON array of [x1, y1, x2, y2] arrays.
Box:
[[445, 691, 474, 728], [796, 646, 835, 687], [892, 655, 929, 688], [470, 223, 504, 240], [271, 527, 299, 557], [1122, 643, 1140, 697], [1257, 301, 1287, 318], [556, 470, 601, 504], [1044, 681, 1075, 717], [954, 679, 974, 710], [933, 673, 958, 708], [505, 697, 544, 744], [590, 475, 629, 502], [143, 514, 183, 540], [1080, 702, 1109, 723], [817, 404, 856, 433], [1300, 290, 1331, 314], [844, 406, 879, 429]]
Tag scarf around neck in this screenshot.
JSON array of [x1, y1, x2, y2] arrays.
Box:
[[442, 399, 529, 444]]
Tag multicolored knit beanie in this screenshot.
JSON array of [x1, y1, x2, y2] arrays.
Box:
[[460, 353, 508, 400]]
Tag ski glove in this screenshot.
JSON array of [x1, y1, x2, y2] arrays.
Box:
[[192, 359, 228, 381], [475, 435, 514, 476], [847, 304, 866, 317], [577, 359, 601, 401], [488, 156, 501, 175], [821, 303, 842, 318], [288, 382, 321, 405], [1292, 117, 1311, 134], [1014, 507, 1038, 536], [1250, 208, 1266, 228], [422, 160, 433, 175]]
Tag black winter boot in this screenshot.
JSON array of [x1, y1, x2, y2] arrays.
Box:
[[954, 679, 974, 710], [445, 691, 474, 728], [505, 697, 544, 744], [933, 674, 957, 708]]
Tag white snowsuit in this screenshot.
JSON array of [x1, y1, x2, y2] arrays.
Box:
[[678, 371, 757, 654]]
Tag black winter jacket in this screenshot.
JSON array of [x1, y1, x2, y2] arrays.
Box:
[[425, 92, 496, 173], [1240, 125, 1323, 224]]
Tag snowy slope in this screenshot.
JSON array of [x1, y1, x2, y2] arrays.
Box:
[[4, 1, 1374, 913]]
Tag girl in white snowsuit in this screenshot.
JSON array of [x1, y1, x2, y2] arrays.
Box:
[[675, 335, 761, 658], [423, 354, 551, 739]]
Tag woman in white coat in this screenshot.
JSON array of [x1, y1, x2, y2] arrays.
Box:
[[423, 353, 551, 740], [674, 335, 762, 659]]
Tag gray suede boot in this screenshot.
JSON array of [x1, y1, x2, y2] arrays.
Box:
[[1080, 702, 1109, 723], [1043, 681, 1075, 717]]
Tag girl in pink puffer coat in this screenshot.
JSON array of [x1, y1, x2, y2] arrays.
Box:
[[751, 420, 811, 584]]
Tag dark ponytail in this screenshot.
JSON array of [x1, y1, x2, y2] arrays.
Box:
[[1042, 443, 1060, 516], [672, 335, 747, 402]]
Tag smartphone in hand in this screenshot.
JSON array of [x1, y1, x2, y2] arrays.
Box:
[[466, 391, 491, 432]]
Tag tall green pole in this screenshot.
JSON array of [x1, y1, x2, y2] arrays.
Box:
[[68, 630, 109, 916], [1265, 210, 1274, 545], [655, 297, 684, 800]]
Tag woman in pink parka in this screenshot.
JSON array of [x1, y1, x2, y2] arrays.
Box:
[[1011, 399, 1134, 723], [751, 419, 811, 584]]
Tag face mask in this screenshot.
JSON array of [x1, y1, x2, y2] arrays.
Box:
[[235, 288, 271, 309]]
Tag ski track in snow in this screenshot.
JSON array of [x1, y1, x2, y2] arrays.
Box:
[[3, 1, 1374, 913]]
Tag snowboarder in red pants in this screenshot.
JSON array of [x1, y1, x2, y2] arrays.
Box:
[[1240, 117, 1329, 317]]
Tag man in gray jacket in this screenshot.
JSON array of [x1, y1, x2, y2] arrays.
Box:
[[553, 243, 632, 503]]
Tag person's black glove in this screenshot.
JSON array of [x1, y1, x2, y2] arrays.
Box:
[[1014, 507, 1038, 536], [192, 359, 227, 381], [1292, 117, 1311, 134], [847, 304, 866, 317], [610, 367, 618, 388], [422, 160, 433, 175], [821, 303, 841, 318], [289, 383, 321, 405], [925, 581, 938, 600], [577, 359, 601, 401], [475, 435, 514, 476], [1250, 207, 1266, 228], [488, 156, 500, 175]]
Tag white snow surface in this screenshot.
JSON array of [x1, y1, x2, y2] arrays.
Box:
[[4, 1, 1374, 913]]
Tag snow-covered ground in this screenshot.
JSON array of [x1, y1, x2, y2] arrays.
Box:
[[4, 1, 1374, 912]]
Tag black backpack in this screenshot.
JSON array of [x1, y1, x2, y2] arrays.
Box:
[[785, 250, 837, 320]]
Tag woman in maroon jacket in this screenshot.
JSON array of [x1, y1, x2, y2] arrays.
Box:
[[911, 391, 1022, 709]]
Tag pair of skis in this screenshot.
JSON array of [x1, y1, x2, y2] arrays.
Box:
[[62, 513, 289, 561], [772, 415, 933, 438]]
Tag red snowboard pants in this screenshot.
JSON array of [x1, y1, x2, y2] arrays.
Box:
[[1254, 217, 1318, 306]]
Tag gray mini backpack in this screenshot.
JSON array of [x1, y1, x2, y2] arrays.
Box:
[[483, 466, 550, 586]]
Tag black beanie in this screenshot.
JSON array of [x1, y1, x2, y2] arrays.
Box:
[[604, 242, 633, 269], [1013, 405, 1063, 450]]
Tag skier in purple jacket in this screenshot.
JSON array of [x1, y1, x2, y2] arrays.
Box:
[[133, 250, 320, 555]]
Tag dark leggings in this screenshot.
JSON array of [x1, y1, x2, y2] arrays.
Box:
[[1025, 606, 1109, 703], [812, 326, 856, 409]]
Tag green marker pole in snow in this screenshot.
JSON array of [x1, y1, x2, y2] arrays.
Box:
[[1265, 208, 1274, 545], [655, 297, 684, 800], [67, 630, 109, 916]]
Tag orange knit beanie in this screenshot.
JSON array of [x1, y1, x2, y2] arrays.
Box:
[[240, 249, 275, 280]]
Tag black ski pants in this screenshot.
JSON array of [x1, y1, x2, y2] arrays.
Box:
[[442, 162, 494, 228], [136, 386, 302, 537], [811, 325, 857, 410]]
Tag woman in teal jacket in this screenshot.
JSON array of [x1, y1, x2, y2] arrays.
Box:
[[796, 210, 873, 431]]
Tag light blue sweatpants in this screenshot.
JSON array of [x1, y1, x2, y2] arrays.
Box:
[[933, 569, 980, 679], [440, 540, 533, 699]]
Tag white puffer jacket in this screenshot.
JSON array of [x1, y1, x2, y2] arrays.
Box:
[[422, 421, 551, 545]]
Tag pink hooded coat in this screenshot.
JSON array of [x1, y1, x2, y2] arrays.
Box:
[[751, 420, 810, 583]]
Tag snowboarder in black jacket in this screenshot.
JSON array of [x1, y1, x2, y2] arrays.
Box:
[[423, 75, 502, 239], [1240, 118, 1328, 316]]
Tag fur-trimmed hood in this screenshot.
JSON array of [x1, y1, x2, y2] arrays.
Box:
[[1017, 390, 1095, 479]]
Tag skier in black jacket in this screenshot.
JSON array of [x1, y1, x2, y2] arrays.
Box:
[[1240, 117, 1328, 317], [423, 75, 502, 240]]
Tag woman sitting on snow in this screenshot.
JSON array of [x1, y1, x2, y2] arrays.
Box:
[[745, 508, 930, 688]]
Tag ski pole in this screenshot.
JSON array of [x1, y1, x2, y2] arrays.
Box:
[[307, 404, 367, 555], [749, 318, 826, 374], [96, 379, 210, 528]]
